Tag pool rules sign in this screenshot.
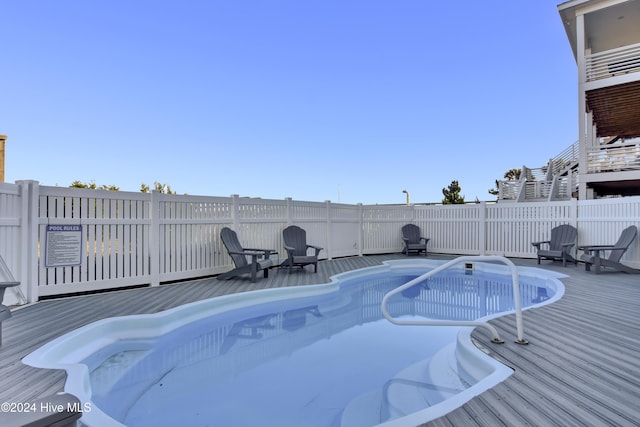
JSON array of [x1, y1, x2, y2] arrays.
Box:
[[45, 225, 83, 267]]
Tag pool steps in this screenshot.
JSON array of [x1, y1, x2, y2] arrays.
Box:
[[340, 333, 512, 427]]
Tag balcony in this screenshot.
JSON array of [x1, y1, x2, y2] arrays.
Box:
[[587, 139, 640, 173], [585, 42, 640, 83]]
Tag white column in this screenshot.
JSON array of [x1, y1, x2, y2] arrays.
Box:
[[576, 13, 589, 200]]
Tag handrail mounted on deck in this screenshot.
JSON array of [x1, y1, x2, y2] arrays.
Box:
[[381, 256, 528, 345]]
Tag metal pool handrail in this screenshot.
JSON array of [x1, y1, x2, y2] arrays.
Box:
[[381, 256, 528, 345]]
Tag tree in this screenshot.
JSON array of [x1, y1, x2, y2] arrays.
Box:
[[442, 180, 465, 204], [488, 168, 522, 196], [70, 180, 119, 191], [70, 181, 176, 193], [504, 168, 522, 181], [140, 182, 176, 194]]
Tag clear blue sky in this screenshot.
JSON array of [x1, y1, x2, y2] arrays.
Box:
[[2, 1, 577, 205]]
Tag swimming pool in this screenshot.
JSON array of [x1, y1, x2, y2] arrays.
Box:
[[23, 259, 565, 427]]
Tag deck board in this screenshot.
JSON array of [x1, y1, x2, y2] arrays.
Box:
[[1, 254, 639, 426]]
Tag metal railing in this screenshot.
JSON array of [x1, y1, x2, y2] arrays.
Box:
[[381, 256, 527, 345], [586, 42, 640, 82], [550, 140, 579, 175]]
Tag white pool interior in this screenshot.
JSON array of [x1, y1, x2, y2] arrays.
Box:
[[23, 259, 566, 427]]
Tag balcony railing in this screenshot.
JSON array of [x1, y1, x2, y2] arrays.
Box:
[[498, 181, 519, 200], [553, 172, 578, 199], [586, 42, 640, 82], [524, 180, 552, 200], [587, 141, 640, 173]]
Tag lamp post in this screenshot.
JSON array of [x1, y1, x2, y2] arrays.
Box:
[[402, 189, 410, 206], [0, 135, 6, 183]]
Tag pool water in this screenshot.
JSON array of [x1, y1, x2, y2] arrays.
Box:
[[23, 260, 565, 427]]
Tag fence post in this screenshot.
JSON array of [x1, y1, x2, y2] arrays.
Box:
[[325, 200, 332, 260], [357, 203, 363, 256], [572, 198, 580, 247], [149, 191, 160, 287], [479, 201, 487, 256], [231, 194, 240, 232], [285, 197, 292, 226], [16, 180, 39, 303]]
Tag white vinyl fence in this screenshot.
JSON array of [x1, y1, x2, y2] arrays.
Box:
[[1, 181, 639, 305]]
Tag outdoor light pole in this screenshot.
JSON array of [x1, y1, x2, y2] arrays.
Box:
[[402, 189, 410, 206]]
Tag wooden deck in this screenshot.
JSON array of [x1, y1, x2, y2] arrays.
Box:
[[1, 254, 639, 426]]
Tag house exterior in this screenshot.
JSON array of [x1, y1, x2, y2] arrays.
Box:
[[498, 0, 640, 202], [559, 0, 640, 200]]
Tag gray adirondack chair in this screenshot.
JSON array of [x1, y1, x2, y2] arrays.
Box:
[[282, 225, 322, 273], [578, 225, 639, 274], [531, 224, 578, 267], [0, 254, 20, 345], [401, 224, 429, 256], [218, 227, 275, 282]]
